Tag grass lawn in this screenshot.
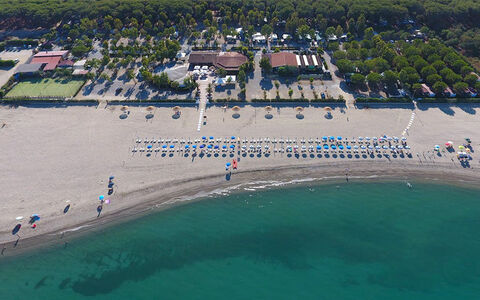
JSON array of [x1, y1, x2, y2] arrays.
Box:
[[6, 77, 85, 98]]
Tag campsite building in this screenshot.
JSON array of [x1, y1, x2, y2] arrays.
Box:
[[188, 51, 247, 73]]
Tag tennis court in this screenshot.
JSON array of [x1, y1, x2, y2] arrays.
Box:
[[6, 77, 85, 98]]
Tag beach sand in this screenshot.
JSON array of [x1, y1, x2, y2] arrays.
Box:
[[0, 102, 479, 254]]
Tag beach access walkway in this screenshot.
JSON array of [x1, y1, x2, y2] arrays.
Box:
[[196, 78, 212, 131]]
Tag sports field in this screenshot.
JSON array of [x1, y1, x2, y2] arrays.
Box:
[[6, 78, 85, 98]]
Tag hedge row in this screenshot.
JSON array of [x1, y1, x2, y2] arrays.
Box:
[[354, 97, 412, 103], [5, 39, 38, 47], [106, 99, 196, 103], [416, 98, 480, 103], [251, 98, 345, 103]]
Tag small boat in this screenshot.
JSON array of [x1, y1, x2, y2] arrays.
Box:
[[407, 182, 413, 189]]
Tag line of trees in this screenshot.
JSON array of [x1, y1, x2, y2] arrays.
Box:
[[1, 0, 479, 31]]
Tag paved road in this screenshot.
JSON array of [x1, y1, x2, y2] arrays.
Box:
[[321, 52, 354, 106]]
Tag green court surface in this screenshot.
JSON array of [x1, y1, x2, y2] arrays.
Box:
[[6, 77, 85, 98]]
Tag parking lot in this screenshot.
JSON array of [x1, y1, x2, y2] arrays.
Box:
[[0, 49, 33, 88]]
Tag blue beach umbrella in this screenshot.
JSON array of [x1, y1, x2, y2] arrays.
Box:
[[337, 136, 342, 141], [170, 145, 174, 148], [185, 145, 189, 149], [209, 136, 214, 140], [322, 136, 328, 141], [109, 176, 115, 180], [99, 195, 104, 200], [226, 162, 231, 166], [200, 144, 205, 148], [230, 145, 235, 148], [316, 145, 321, 149], [222, 145, 227, 149], [339, 145, 344, 150], [207, 145, 212, 149], [214, 145, 219, 149], [323, 144, 329, 149], [193, 145, 197, 149], [231, 136, 236, 139], [162, 145, 167, 149], [202, 136, 206, 139], [329, 136, 335, 140], [346, 145, 351, 149], [31, 214, 40, 221], [147, 145, 152, 149], [331, 145, 337, 150]]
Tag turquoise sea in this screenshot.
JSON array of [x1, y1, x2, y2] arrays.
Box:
[[1, 181, 480, 299]]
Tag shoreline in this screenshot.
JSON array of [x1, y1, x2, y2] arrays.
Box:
[[2, 160, 479, 259]]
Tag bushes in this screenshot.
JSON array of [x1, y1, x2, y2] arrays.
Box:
[[0, 60, 17, 68], [354, 97, 412, 103], [5, 39, 38, 47]]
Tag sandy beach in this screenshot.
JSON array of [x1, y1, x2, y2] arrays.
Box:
[[0, 102, 479, 255]]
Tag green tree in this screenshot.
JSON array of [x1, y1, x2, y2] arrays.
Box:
[[453, 81, 468, 94], [261, 24, 273, 39], [364, 27, 374, 40], [288, 88, 293, 98], [426, 74, 442, 85], [432, 60, 446, 71], [259, 57, 272, 73], [217, 68, 227, 77], [126, 69, 135, 80], [238, 69, 246, 87], [366, 72, 382, 88], [382, 70, 399, 87], [412, 83, 423, 97], [460, 66, 474, 76], [464, 74, 478, 87], [333, 50, 347, 60], [351, 73, 365, 87], [399, 67, 420, 85], [336, 59, 355, 74], [335, 25, 343, 38], [432, 81, 447, 95], [356, 14, 366, 35], [413, 58, 429, 72], [421, 65, 437, 78]]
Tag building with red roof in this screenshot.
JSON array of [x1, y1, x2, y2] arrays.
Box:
[[28, 50, 69, 71], [188, 51, 247, 73]]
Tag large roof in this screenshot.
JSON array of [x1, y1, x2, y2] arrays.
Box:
[[214, 52, 247, 71], [188, 51, 218, 65], [34, 50, 68, 58], [31, 56, 62, 71], [189, 51, 247, 71], [267, 52, 298, 68], [14, 63, 43, 74]]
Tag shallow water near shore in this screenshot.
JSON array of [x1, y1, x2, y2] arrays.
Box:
[[1, 181, 480, 299]]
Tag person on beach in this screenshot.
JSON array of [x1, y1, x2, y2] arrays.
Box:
[[97, 205, 103, 217]]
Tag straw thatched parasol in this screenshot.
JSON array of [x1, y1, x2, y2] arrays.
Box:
[[146, 106, 155, 111], [120, 105, 129, 111], [324, 106, 332, 111], [295, 106, 304, 112], [172, 106, 181, 111], [232, 106, 240, 111], [265, 105, 273, 111]]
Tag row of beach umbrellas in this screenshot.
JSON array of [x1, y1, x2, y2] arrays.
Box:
[[136, 136, 407, 144]]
